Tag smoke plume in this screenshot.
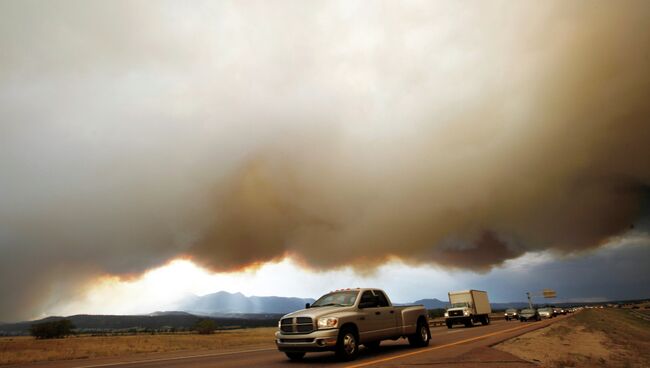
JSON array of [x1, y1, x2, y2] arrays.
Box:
[[1, 0, 649, 320]]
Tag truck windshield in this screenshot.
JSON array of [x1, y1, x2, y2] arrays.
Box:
[[311, 291, 359, 307], [451, 302, 469, 308]]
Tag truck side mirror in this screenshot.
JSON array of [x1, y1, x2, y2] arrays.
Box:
[[305, 303, 311, 309]]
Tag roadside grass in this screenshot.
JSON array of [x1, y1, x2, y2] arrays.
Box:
[[0, 327, 276, 366], [495, 309, 650, 368]]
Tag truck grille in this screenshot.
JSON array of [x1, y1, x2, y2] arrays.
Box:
[[449, 310, 464, 317], [279, 317, 314, 334]]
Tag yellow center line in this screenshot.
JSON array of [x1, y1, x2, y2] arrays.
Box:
[[346, 321, 545, 368]]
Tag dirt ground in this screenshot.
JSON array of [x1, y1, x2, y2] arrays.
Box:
[[0, 327, 276, 365], [495, 309, 650, 368]]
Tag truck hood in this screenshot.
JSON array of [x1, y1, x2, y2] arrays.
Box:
[[281, 306, 356, 320]]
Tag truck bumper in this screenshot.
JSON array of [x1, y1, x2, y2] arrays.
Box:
[[275, 329, 339, 352], [445, 317, 471, 325]]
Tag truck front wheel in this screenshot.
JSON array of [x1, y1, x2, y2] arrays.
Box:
[[446, 321, 453, 329], [285, 352, 305, 361], [335, 327, 360, 361]]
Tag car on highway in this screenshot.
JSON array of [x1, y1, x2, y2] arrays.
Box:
[[504, 308, 519, 321], [538, 307, 553, 319], [275, 288, 430, 361], [519, 308, 541, 322]]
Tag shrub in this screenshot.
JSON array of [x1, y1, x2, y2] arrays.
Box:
[[30, 319, 75, 339], [194, 319, 217, 335], [427, 308, 446, 319]]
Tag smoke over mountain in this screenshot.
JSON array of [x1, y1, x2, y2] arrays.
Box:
[[1, 1, 649, 320]]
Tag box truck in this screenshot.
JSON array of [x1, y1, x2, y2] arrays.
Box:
[[444, 290, 491, 328]]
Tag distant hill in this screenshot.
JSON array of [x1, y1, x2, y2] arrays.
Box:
[[410, 298, 448, 309], [148, 311, 194, 316], [4, 292, 641, 336], [0, 312, 281, 336], [180, 291, 315, 315]]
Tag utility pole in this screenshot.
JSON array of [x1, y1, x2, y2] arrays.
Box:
[[527, 292, 533, 309]]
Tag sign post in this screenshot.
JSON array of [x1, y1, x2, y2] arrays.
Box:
[[526, 289, 557, 309]]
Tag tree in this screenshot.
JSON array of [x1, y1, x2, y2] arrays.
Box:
[[30, 319, 76, 339], [194, 319, 217, 335]]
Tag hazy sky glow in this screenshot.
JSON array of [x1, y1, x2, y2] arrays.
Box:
[[1, 1, 650, 321], [47, 233, 650, 318]]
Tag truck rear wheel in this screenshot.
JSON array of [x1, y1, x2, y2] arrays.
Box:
[[408, 319, 430, 347], [285, 352, 305, 361], [335, 327, 359, 361]]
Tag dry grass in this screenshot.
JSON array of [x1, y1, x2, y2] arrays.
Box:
[[0, 327, 276, 366], [495, 309, 650, 368]]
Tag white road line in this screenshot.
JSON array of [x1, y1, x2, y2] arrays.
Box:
[[73, 347, 276, 368]]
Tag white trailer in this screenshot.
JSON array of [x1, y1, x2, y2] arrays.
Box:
[[445, 290, 492, 328]]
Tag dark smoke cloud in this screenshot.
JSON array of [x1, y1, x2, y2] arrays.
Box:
[[1, 1, 650, 320]]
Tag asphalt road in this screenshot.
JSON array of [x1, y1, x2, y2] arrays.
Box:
[[12, 316, 569, 368]]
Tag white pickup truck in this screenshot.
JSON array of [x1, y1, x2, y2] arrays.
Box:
[[275, 288, 430, 361]]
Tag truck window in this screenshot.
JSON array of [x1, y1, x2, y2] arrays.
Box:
[[360, 291, 376, 307], [374, 290, 390, 307]]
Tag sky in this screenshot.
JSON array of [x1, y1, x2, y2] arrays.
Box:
[[50, 233, 650, 318], [1, 0, 650, 321]]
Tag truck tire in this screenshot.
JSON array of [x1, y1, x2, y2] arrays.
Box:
[[285, 352, 305, 361], [335, 327, 359, 361], [408, 319, 430, 347], [446, 321, 453, 329]]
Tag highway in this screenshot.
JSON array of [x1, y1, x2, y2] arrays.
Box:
[[11, 317, 568, 368]]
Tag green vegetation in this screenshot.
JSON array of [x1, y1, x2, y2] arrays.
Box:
[[194, 319, 217, 335], [30, 319, 75, 339], [427, 308, 445, 319]]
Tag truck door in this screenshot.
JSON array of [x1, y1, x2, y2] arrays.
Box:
[[373, 290, 399, 338], [358, 290, 383, 342]]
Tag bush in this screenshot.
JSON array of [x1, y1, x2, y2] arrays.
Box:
[[30, 319, 75, 339], [194, 319, 217, 335], [427, 308, 446, 319]]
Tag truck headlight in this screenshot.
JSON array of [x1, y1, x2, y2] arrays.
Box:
[[463, 310, 469, 316], [278, 320, 281, 328], [444, 312, 449, 317], [317, 317, 338, 329]]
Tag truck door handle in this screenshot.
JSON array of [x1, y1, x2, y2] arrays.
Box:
[[375, 311, 381, 315]]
